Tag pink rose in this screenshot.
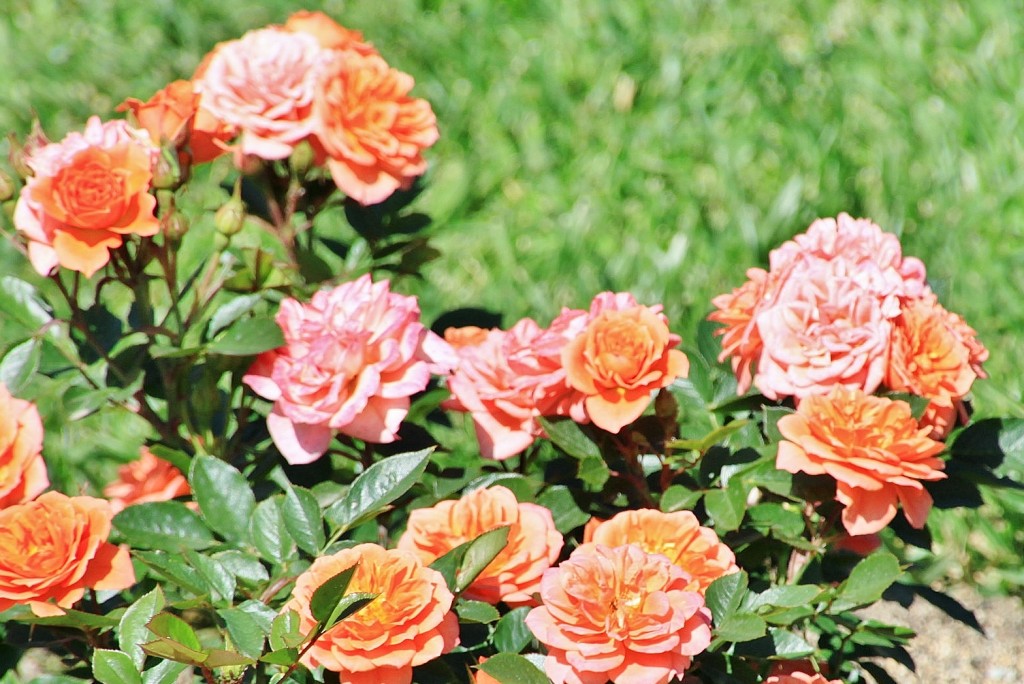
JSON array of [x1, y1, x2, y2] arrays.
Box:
[[194, 27, 326, 161], [243, 275, 452, 464]]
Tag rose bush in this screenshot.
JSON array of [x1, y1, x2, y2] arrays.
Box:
[[0, 8, 1017, 684]]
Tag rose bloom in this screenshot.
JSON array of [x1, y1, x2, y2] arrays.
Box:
[[313, 50, 438, 205], [583, 509, 738, 594], [14, 116, 159, 277], [777, 387, 946, 535], [765, 671, 842, 684], [562, 292, 689, 433], [243, 274, 454, 464], [0, 491, 135, 616], [510, 306, 590, 421], [397, 485, 563, 605], [0, 383, 48, 508], [708, 267, 776, 395], [443, 319, 549, 460], [284, 10, 378, 55], [281, 543, 458, 682], [525, 543, 712, 684], [754, 261, 894, 400], [103, 447, 191, 514], [118, 80, 233, 164], [194, 27, 326, 161]]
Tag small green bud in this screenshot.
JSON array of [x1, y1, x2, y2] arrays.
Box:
[[161, 210, 189, 241], [289, 139, 316, 176], [0, 169, 15, 202], [214, 181, 246, 237], [151, 144, 184, 190]]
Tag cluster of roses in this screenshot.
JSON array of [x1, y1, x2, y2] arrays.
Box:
[[11, 10, 438, 278], [285, 485, 739, 684], [710, 213, 987, 536], [0, 381, 188, 617]]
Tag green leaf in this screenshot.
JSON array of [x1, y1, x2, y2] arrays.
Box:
[[260, 648, 299, 666], [133, 551, 207, 596], [113, 502, 215, 552], [704, 571, 748, 626], [477, 653, 550, 684], [185, 551, 236, 603], [325, 448, 432, 532], [310, 565, 359, 623], [118, 586, 166, 670], [207, 315, 284, 356], [535, 485, 590, 533], [141, 638, 206, 667], [748, 584, 821, 611], [0, 276, 52, 330], [833, 552, 902, 611], [660, 485, 703, 512], [537, 416, 601, 460], [769, 627, 815, 656], [0, 337, 41, 392], [576, 452, 611, 489], [282, 484, 325, 555], [746, 503, 805, 540], [456, 525, 511, 593], [207, 293, 263, 337], [269, 610, 304, 651], [251, 496, 296, 564], [493, 606, 534, 653], [714, 612, 767, 642], [213, 550, 270, 586], [189, 456, 257, 543], [203, 649, 256, 668], [321, 593, 378, 632], [704, 482, 747, 532], [147, 613, 202, 651], [219, 607, 266, 660], [455, 600, 501, 624], [2, 607, 120, 629], [93, 650, 143, 684], [951, 417, 1024, 478], [141, 660, 187, 684]]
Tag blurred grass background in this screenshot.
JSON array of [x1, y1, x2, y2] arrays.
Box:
[[2, 0, 1023, 592]]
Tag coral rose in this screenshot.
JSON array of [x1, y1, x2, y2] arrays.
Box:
[[754, 260, 893, 400], [118, 80, 233, 164], [765, 671, 841, 684], [397, 485, 563, 605], [510, 306, 590, 421], [14, 116, 159, 277], [525, 543, 712, 684], [0, 383, 48, 508], [281, 543, 458, 682], [0, 491, 135, 616], [103, 447, 191, 514], [583, 509, 738, 594], [243, 274, 454, 464], [443, 319, 548, 460], [194, 27, 325, 161], [562, 292, 689, 433], [313, 50, 438, 205], [284, 10, 378, 55], [777, 388, 946, 535], [708, 267, 778, 394]]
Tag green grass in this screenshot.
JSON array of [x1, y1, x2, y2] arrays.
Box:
[[2, 0, 1024, 589]]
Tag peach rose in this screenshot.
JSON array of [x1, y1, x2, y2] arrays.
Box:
[[103, 447, 191, 514], [766, 672, 842, 684], [313, 50, 438, 205], [0, 491, 135, 616], [397, 485, 563, 605], [0, 383, 48, 508], [562, 292, 689, 433], [284, 10, 378, 55], [444, 326, 490, 349], [14, 116, 159, 277], [282, 543, 458, 682], [525, 543, 712, 684], [243, 275, 454, 464], [509, 306, 589, 421], [194, 27, 326, 161], [443, 319, 549, 460], [708, 267, 777, 394], [583, 509, 738, 594], [777, 388, 946, 535], [118, 80, 233, 164], [755, 261, 893, 400]]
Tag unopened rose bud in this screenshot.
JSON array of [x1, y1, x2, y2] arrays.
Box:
[[161, 210, 189, 241], [289, 139, 315, 176], [236, 153, 263, 176], [151, 144, 183, 190], [0, 169, 15, 202], [6, 134, 30, 179], [9, 120, 50, 179], [214, 181, 246, 237]]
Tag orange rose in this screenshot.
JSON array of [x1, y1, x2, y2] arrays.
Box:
[[13, 116, 159, 277], [117, 80, 232, 164], [0, 491, 135, 616], [0, 383, 48, 508], [777, 388, 946, 536], [708, 267, 776, 394], [103, 447, 191, 514], [562, 292, 689, 433], [525, 543, 712, 684], [313, 51, 438, 205], [397, 486, 563, 605], [282, 544, 458, 681], [284, 10, 378, 55], [766, 661, 842, 684], [584, 509, 738, 594]]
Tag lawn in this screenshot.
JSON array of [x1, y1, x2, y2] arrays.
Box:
[[2, 0, 1023, 588]]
